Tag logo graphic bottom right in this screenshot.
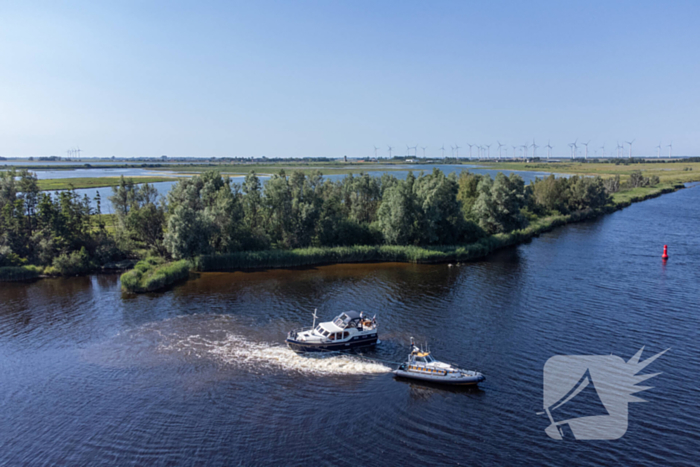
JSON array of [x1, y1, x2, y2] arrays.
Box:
[[540, 347, 668, 440]]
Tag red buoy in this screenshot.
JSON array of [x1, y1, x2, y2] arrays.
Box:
[[662, 245, 669, 260]]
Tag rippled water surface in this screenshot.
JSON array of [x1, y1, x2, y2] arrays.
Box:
[[1, 187, 699, 465]]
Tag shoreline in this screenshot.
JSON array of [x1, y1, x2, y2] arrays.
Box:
[[0, 182, 686, 286], [194, 183, 683, 274]]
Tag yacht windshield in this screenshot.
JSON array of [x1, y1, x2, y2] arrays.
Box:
[[426, 355, 435, 363], [333, 314, 348, 328]]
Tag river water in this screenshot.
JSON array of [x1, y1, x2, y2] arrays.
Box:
[[1, 186, 698, 465]]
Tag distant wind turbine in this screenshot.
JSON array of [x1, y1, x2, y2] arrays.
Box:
[[421, 146, 427, 157], [599, 144, 605, 158], [656, 143, 661, 158], [667, 142, 672, 158], [570, 139, 578, 158], [455, 144, 460, 158], [626, 139, 635, 158], [511, 145, 518, 159], [582, 140, 590, 159], [387, 146, 393, 158], [485, 144, 492, 159], [546, 141, 553, 160], [373, 145, 379, 158], [440, 144, 445, 158], [467, 143, 474, 158], [530, 139, 539, 158], [497, 141, 504, 158]]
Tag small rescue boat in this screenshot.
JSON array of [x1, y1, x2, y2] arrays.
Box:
[[286, 310, 378, 353], [393, 339, 485, 386]]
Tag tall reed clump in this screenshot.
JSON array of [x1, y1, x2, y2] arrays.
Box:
[[120, 257, 190, 293], [0, 265, 42, 282]]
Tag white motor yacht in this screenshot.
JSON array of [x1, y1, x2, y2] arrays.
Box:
[[286, 310, 378, 353]]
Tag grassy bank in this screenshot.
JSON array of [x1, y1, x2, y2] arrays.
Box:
[[610, 182, 682, 206], [120, 257, 191, 293], [195, 183, 684, 273], [480, 161, 700, 184], [195, 213, 585, 272], [0, 265, 42, 281], [37, 176, 178, 191]]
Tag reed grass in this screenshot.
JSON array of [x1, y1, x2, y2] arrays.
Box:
[[120, 257, 190, 293], [0, 265, 42, 281], [194, 215, 576, 272]]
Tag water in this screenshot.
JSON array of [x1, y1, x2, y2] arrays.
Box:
[[23, 163, 551, 184], [48, 164, 553, 213], [320, 164, 554, 185], [31, 167, 187, 179], [70, 182, 178, 214], [2, 188, 698, 465]]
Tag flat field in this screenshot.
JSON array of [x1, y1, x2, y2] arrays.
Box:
[[478, 160, 700, 184]]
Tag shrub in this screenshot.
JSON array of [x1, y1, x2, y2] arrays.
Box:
[[51, 247, 93, 276], [0, 245, 22, 267], [603, 175, 621, 194]]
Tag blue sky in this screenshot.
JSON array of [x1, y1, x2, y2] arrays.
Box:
[[1, 0, 698, 158]]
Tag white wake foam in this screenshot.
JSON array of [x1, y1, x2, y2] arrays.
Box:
[[159, 332, 391, 376]]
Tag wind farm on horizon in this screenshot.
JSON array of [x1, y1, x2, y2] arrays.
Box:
[[372, 138, 680, 161]]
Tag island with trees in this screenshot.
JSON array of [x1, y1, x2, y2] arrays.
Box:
[[0, 166, 685, 291]]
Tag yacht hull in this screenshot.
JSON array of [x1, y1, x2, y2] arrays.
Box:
[[393, 369, 485, 385], [286, 335, 378, 353]]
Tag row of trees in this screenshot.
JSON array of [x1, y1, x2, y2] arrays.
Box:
[[0, 169, 117, 273], [146, 169, 613, 259], [153, 169, 533, 259], [2, 168, 622, 271]]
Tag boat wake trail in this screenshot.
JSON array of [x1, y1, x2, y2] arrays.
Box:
[[160, 332, 391, 376], [151, 315, 392, 376]]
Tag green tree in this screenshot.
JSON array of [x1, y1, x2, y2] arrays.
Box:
[[413, 169, 465, 244], [456, 171, 482, 220], [566, 176, 610, 212], [376, 172, 419, 244], [163, 204, 209, 259], [164, 171, 247, 258], [473, 173, 527, 234], [531, 175, 569, 214], [109, 176, 137, 216]]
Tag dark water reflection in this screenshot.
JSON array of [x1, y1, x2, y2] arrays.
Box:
[[1, 187, 699, 465]]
